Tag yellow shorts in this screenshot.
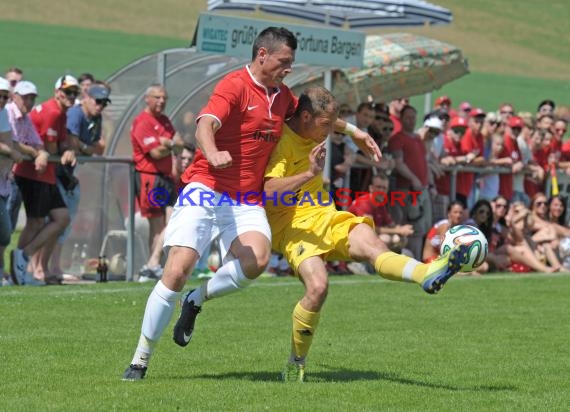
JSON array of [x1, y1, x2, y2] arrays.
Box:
[[272, 209, 373, 275]]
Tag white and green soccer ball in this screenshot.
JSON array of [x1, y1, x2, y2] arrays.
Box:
[[440, 225, 488, 272]]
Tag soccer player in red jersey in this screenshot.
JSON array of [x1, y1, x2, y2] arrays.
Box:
[[123, 27, 380, 380]]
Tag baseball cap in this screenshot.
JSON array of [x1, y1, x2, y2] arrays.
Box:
[[508, 116, 524, 129], [485, 111, 500, 123], [460, 101, 472, 112], [87, 85, 111, 102], [55, 75, 79, 90], [435, 96, 451, 106], [450, 116, 468, 128], [424, 116, 443, 130], [14, 81, 38, 96], [469, 107, 486, 118], [0, 77, 10, 92]]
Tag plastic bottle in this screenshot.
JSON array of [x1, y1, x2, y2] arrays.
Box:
[[80, 243, 88, 275], [70, 243, 81, 274]]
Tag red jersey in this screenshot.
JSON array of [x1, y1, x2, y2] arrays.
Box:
[[14, 98, 66, 184], [182, 67, 297, 200], [561, 140, 570, 161], [348, 197, 394, 228], [459, 129, 484, 197], [390, 114, 402, 136], [498, 133, 521, 199], [388, 131, 428, 188], [131, 111, 176, 175], [436, 134, 471, 197]]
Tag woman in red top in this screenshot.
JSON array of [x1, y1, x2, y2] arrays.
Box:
[[423, 201, 464, 263]]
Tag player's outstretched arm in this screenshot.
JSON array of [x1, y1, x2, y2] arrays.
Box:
[[264, 142, 326, 194]]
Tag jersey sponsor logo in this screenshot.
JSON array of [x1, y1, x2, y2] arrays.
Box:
[[251, 130, 278, 143], [247, 105, 258, 111], [143, 136, 156, 145]]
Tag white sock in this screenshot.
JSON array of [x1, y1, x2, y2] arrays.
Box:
[[131, 280, 180, 366], [205, 259, 253, 300], [131, 334, 154, 367]]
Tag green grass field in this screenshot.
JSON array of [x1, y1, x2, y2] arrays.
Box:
[[2, 274, 569, 410]]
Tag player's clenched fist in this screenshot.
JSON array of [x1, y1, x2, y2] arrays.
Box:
[[207, 150, 232, 168]]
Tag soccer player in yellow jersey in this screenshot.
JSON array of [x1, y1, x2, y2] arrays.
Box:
[[264, 86, 468, 382]]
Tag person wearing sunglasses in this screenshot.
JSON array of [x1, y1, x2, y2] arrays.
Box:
[[528, 193, 565, 271], [10, 75, 78, 286], [48, 83, 112, 281]]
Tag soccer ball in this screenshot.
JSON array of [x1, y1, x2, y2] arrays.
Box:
[[440, 225, 488, 272]]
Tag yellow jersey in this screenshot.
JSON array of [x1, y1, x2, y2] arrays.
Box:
[[264, 124, 335, 236]]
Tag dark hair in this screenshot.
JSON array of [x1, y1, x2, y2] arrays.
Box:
[[400, 104, 417, 118], [469, 199, 493, 240], [183, 143, 196, 153], [373, 102, 389, 116], [538, 99, 556, 111], [547, 195, 567, 225], [447, 200, 464, 213], [252, 27, 297, 60], [356, 102, 374, 113], [5, 67, 23, 75], [492, 195, 509, 226], [78, 73, 95, 84]]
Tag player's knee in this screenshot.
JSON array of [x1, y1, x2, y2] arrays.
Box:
[[240, 248, 271, 278], [307, 279, 328, 304]]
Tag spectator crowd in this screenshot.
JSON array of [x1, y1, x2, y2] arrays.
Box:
[[1, 65, 569, 285]]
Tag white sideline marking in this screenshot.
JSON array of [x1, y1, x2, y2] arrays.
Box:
[[1, 271, 569, 297]]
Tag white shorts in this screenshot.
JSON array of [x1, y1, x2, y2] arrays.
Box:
[[164, 182, 272, 260]]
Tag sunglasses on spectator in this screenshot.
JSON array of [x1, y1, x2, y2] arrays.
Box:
[[495, 203, 507, 209], [489, 121, 500, 126], [62, 89, 79, 98], [428, 128, 440, 134], [451, 127, 466, 134], [555, 128, 567, 134], [0, 93, 9, 101], [95, 99, 109, 107], [534, 201, 546, 207], [500, 110, 514, 115]]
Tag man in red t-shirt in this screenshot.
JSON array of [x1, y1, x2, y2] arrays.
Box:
[[130, 84, 184, 282], [436, 116, 476, 209], [498, 116, 524, 199], [11, 75, 78, 285], [388, 97, 408, 137], [460, 108, 486, 207], [124, 27, 380, 381], [388, 105, 431, 259]]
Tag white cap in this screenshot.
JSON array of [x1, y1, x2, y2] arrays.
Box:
[[54, 75, 79, 90], [14, 80, 38, 96], [424, 116, 443, 130], [0, 77, 10, 92]]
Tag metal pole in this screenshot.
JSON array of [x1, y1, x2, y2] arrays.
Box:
[[324, 70, 332, 183], [127, 163, 136, 281], [157, 52, 166, 85], [424, 92, 432, 118]]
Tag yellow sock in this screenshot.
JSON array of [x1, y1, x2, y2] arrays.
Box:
[[374, 251, 428, 284], [291, 302, 320, 363]]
